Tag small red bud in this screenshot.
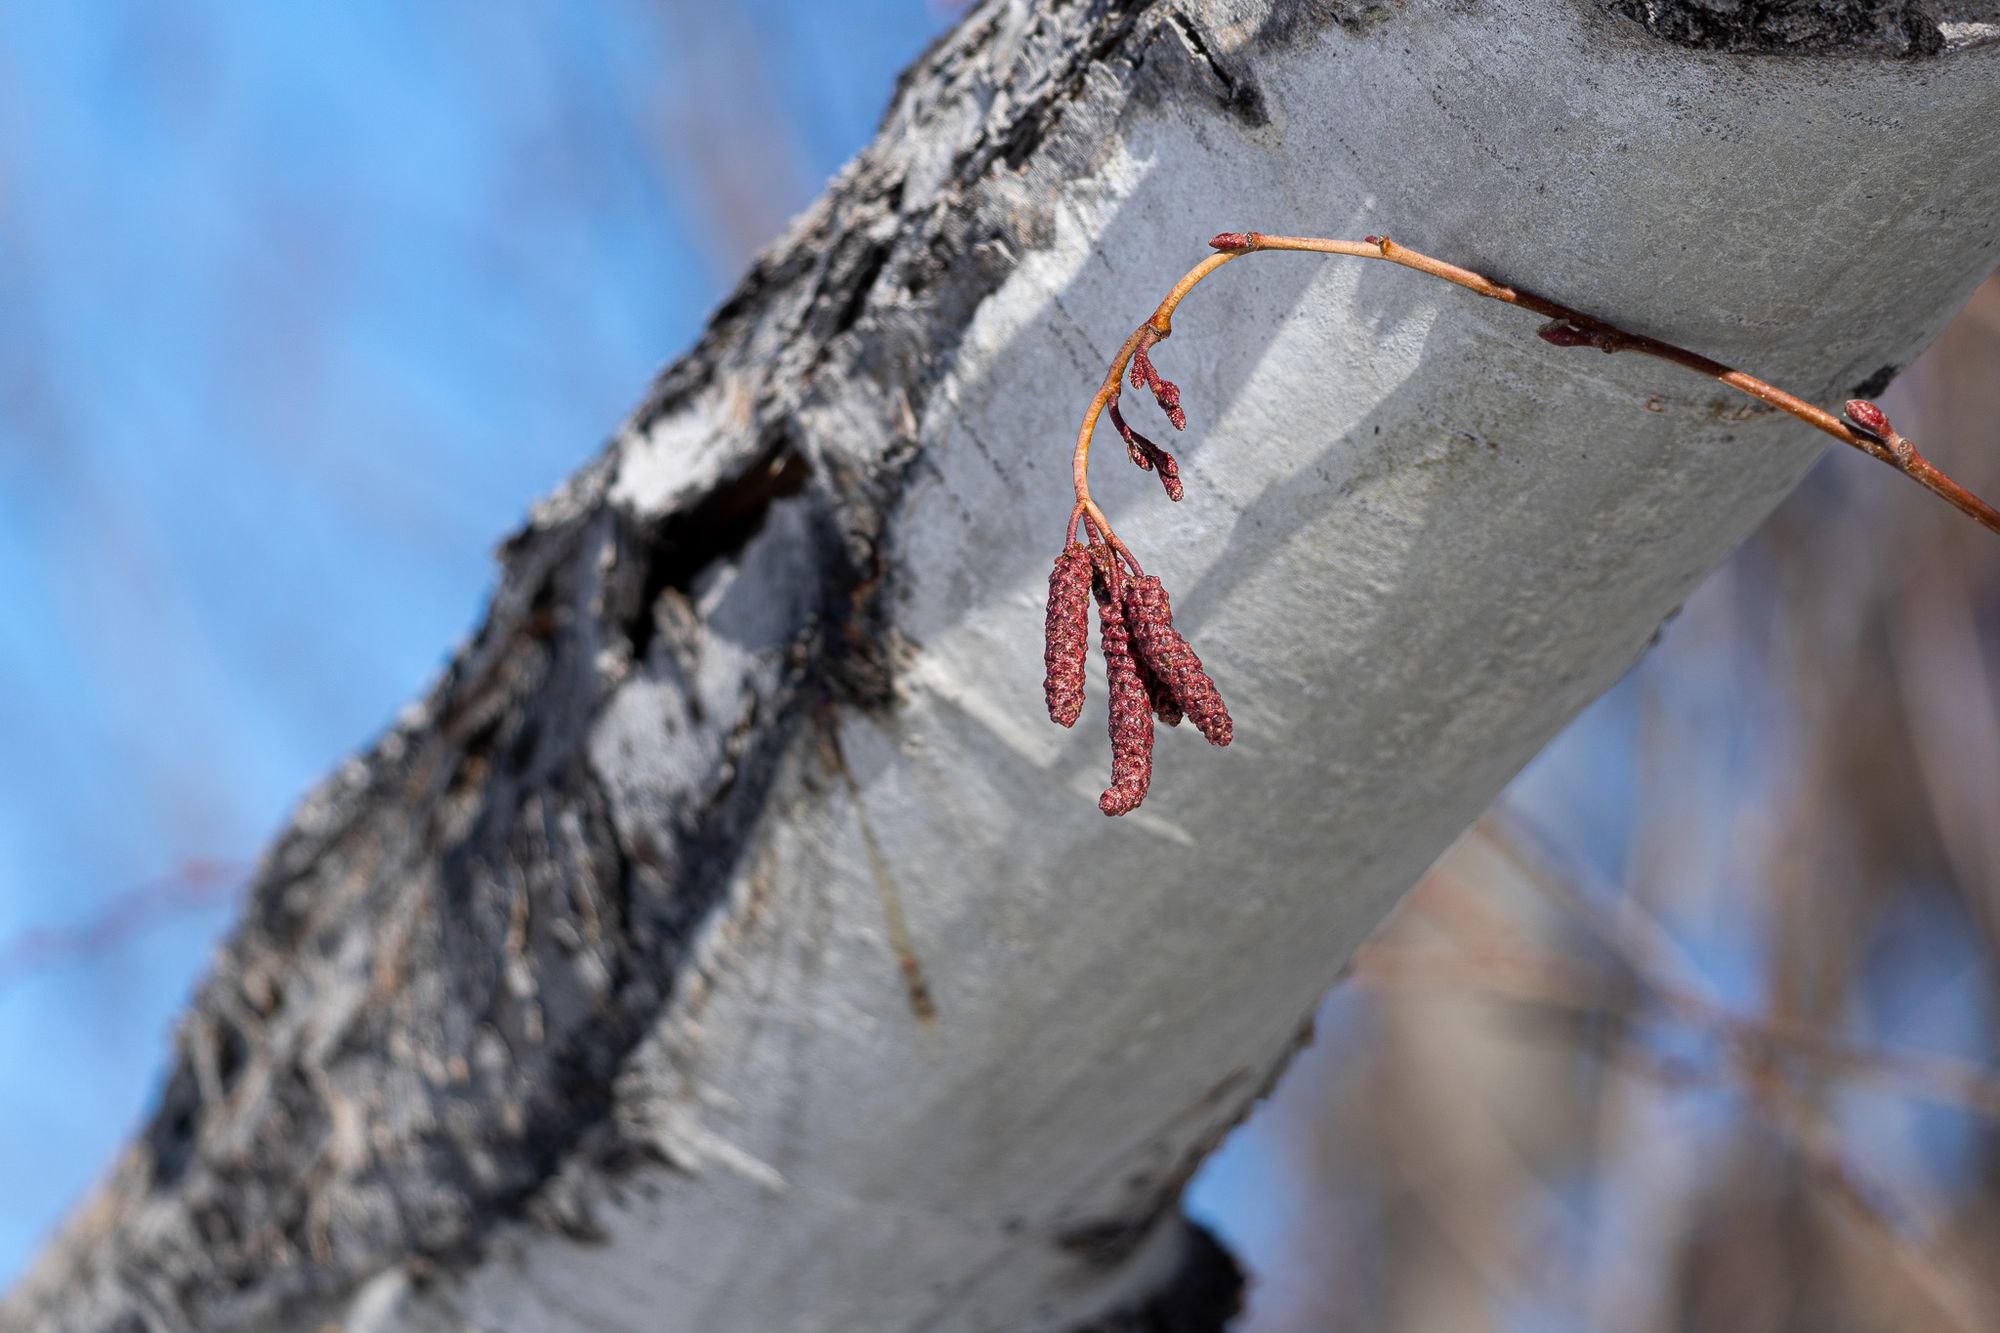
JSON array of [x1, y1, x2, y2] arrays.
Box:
[[1129, 347, 1187, 432], [1208, 232, 1254, 251], [1108, 403, 1153, 472], [1845, 399, 1893, 440]]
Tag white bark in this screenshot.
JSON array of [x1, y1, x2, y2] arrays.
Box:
[[11, 1, 2000, 1330]]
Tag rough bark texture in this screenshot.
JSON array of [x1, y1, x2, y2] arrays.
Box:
[[9, 1, 2000, 1330], [1611, 0, 1947, 52]]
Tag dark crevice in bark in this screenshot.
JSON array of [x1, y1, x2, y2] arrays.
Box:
[[1045, 1029, 1318, 1332], [617, 435, 813, 663], [827, 236, 896, 342], [1251, 0, 1401, 39], [988, 0, 1164, 172], [1852, 362, 1900, 399], [1602, 0, 1965, 53], [1164, 8, 1271, 126], [1069, 1219, 1246, 1333]]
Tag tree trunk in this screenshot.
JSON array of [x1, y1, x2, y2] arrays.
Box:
[[11, 1, 1999, 1329]]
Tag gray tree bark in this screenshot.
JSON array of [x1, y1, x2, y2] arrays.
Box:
[[10, 1, 2000, 1329]]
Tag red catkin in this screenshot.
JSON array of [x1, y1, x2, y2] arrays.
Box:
[[1043, 545, 1093, 727], [1108, 402, 1184, 502], [1091, 549, 1154, 816], [1122, 575, 1232, 748]]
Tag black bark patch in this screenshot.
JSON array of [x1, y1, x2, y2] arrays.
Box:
[[828, 238, 894, 341], [1253, 0, 1403, 39], [1058, 1216, 1154, 1267], [994, 0, 1165, 171], [1164, 9, 1270, 128], [1068, 1218, 1245, 1333], [618, 438, 813, 664], [141, 1068, 202, 1189], [1853, 363, 1900, 399], [1603, 0, 1949, 53]]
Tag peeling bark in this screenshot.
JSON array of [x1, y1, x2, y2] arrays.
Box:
[[9, 1, 2000, 1329]]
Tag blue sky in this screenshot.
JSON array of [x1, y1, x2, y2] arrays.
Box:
[[0, 0, 954, 1283]]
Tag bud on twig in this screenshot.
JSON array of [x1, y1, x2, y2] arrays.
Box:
[[1844, 399, 1892, 440], [1537, 319, 1626, 353], [1129, 346, 1187, 432], [1109, 401, 1155, 472], [1844, 399, 1919, 465], [1108, 403, 1184, 502]]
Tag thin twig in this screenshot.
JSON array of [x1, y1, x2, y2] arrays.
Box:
[[1070, 232, 2000, 557], [1355, 937, 2000, 1123], [1481, 819, 2000, 1121]]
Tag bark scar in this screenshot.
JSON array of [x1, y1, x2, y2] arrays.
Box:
[[1163, 8, 1269, 128], [820, 714, 939, 1026]]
